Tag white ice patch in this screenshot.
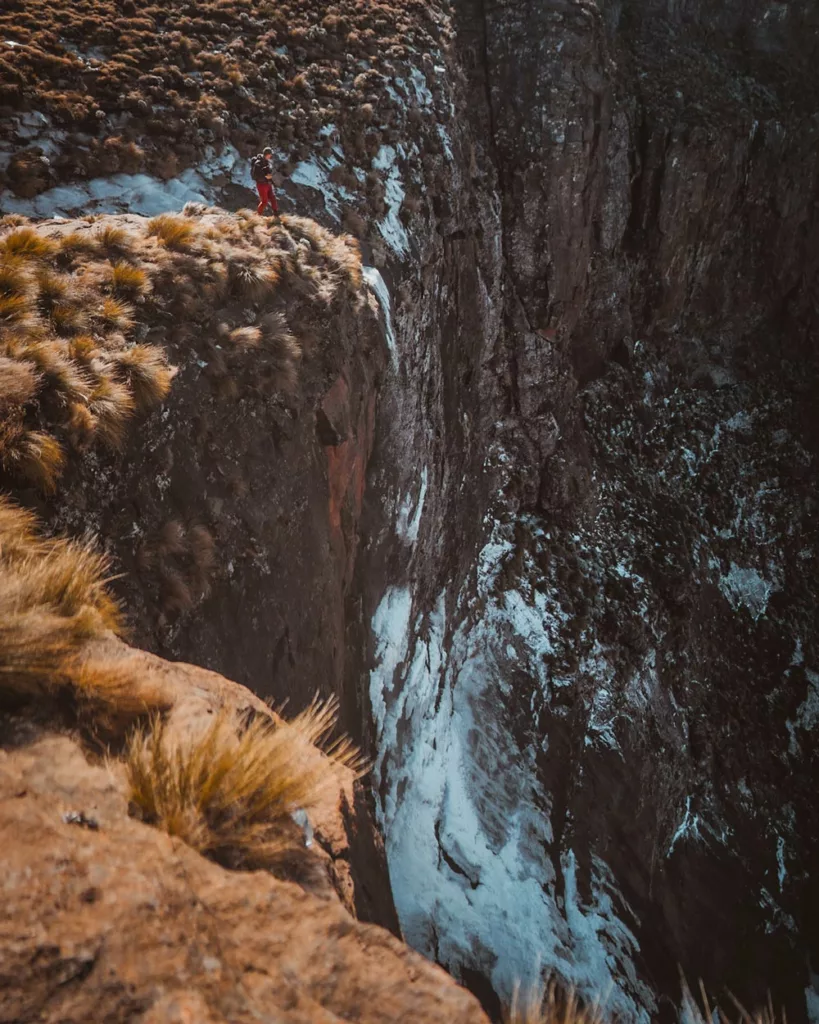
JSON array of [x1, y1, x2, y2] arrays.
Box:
[[372, 145, 409, 257], [362, 265, 397, 367], [410, 67, 434, 107], [718, 563, 776, 621], [369, 522, 656, 1019], [0, 145, 246, 219], [396, 466, 428, 545], [288, 155, 353, 221], [369, 585, 413, 746], [776, 836, 786, 891], [806, 972, 819, 1024], [667, 796, 702, 856], [795, 670, 819, 731]]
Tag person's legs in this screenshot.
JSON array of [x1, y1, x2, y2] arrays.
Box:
[[256, 181, 268, 215]]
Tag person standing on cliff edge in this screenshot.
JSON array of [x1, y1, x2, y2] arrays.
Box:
[[251, 147, 279, 216]]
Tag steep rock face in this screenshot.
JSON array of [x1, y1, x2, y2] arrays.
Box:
[[360, 0, 819, 1020]]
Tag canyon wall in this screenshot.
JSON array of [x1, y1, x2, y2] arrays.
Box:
[[358, 0, 819, 1019]]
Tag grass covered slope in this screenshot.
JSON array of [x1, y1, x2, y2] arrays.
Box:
[[0, 208, 363, 495], [0, 0, 452, 221]]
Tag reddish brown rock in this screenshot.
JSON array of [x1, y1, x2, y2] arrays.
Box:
[[0, 734, 488, 1024]]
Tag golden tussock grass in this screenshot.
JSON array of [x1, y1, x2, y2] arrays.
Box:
[[148, 214, 197, 251], [503, 979, 786, 1024], [0, 497, 122, 699], [96, 296, 136, 332], [0, 256, 33, 298], [109, 261, 150, 298], [1, 227, 58, 262], [504, 981, 604, 1024], [95, 224, 135, 257], [113, 345, 175, 408], [0, 498, 172, 736], [682, 982, 785, 1024], [125, 695, 365, 870], [0, 210, 365, 491]]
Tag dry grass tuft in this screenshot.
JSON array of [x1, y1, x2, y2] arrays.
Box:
[[96, 296, 135, 332], [259, 311, 302, 393], [96, 224, 134, 257], [0, 497, 123, 699], [229, 326, 262, 349], [125, 695, 365, 870], [504, 981, 604, 1024], [89, 376, 136, 448], [0, 427, 65, 494], [0, 356, 40, 405], [0, 292, 34, 327], [148, 214, 197, 252], [112, 345, 175, 408], [0, 256, 33, 298], [682, 982, 785, 1024], [109, 261, 150, 298], [2, 227, 58, 262], [59, 231, 99, 257]]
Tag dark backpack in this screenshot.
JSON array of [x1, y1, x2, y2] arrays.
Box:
[[250, 155, 269, 182]]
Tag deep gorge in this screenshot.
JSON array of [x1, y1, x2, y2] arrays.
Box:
[[1, 0, 817, 1019]]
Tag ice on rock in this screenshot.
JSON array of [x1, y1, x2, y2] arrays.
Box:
[[369, 520, 656, 1020], [362, 266, 398, 367]]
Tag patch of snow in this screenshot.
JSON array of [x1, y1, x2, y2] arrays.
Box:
[[362, 266, 397, 367], [372, 145, 410, 257], [796, 670, 819, 731], [368, 585, 413, 747], [289, 158, 344, 220], [370, 521, 656, 1019], [437, 124, 454, 162], [0, 145, 247, 219], [396, 466, 428, 545], [718, 563, 776, 621], [776, 836, 786, 891], [806, 972, 819, 1024], [667, 796, 702, 856], [410, 67, 434, 107]]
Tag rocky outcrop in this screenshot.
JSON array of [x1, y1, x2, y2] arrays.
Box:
[[0, 729, 485, 1024]]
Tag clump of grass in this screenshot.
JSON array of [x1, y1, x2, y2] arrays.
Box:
[[259, 311, 302, 393], [96, 224, 135, 257], [0, 292, 34, 326], [682, 982, 784, 1024], [125, 696, 365, 870], [0, 498, 163, 731], [504, 981, 604, 1024], [0, 426, 65, 494], [229, 325, 262, 349], [1, 226, 58, 262], [89, 375, 136, 448], [59, 231, 99, 257], [148, 214, 196, 251], [227, 255, 275, 300], [0, 498, 120, 671], [109, 261, 149, 298], [0, 355, 40, 406], [96, 296, 135, 332], [112, 344, 175, 408], [0, 256, 33, 298]]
